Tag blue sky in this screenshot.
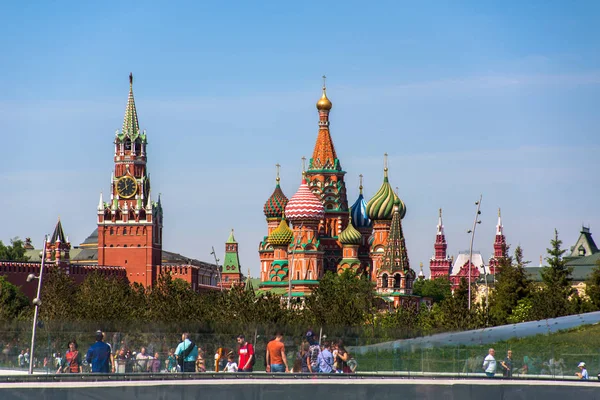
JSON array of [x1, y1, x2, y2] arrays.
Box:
[[1, 0, 599, 276]]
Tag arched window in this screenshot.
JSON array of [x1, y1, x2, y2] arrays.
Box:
[[124, 139, 132, 151], [393, 274, 401, 288], [123, 228, 127, 235], [382, 273, 388, 288]]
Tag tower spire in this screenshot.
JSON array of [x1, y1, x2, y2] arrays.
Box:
[[359, 174, 363, 195], [437, 208, 444, 235], [310, 77, 339, 171], [122, 72, 140, 136], [384, 153, 389, 179]]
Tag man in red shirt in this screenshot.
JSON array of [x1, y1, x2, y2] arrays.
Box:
[[237, 334, 254, 372]]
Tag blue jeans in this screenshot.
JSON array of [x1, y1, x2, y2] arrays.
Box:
[[270, 364, 285, 373], [486, 372, 495, 378]]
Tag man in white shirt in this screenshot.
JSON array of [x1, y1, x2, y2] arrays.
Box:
[[482, 348, 496, 378]]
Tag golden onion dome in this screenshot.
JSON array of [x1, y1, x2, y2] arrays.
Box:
[[316, 88, 332, 111], [268, 216, 294, 246]]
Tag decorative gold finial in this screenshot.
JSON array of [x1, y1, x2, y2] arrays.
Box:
[[395, 186, 399, 195], [439, 208, 442, 218], [420, 262, 423, 268], [129, 72, 133, 86], [359, 174, 363, 194], [301, 156, 306, 173], [383, 153, 388, 177], [316, 76, 332, 111], [247, 268, 251, 278], [498, 208, 501, 218], [275, 163, 281, 184]]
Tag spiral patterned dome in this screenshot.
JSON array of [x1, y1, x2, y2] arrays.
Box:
[[264, 183, 288, 219], [339, 216, 363, 245], [366, 173, 406, 221], [268, 216, 294, 246], [285, 178, 325, 222], [350, 193, 371, 229]]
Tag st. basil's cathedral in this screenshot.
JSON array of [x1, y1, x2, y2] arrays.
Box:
[[258, 81, 421, 308]]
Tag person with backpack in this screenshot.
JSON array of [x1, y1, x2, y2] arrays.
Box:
[[237, 334, 255, 372], [175, 332, 198, 373]]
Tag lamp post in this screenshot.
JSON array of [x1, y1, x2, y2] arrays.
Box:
[[467, 195, 482, 310], [287, 223, 303, 310], [27, 236, 48, 375], [210, 246, 223, 291]]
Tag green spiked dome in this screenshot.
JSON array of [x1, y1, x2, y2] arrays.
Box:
[[366, 174, 406, 221], [339, 215, 362, 245], [268, 216, 294, 246]]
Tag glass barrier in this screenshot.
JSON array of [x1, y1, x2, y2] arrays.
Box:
[[0, 321, 598, 379]]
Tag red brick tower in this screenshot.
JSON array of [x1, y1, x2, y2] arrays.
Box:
[[46, 218, 71, 271], [488, 208, 507, 275], [97, 73, 163, 287], [304, 77, 349, 274], [429, 208, 452, 279]]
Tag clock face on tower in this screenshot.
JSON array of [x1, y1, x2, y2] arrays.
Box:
[[116, 176, 138, 199]]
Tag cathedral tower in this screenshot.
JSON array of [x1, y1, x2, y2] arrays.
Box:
[[366, 154, 404, 282], [259, 165, 289, 282], [97, 73, 163, 287], [46, 218, 71, 271], [429, 209, 452, 279], [284, 171, 325, 294], [304, 78, 348, 273], [349, 174, 372, 274]]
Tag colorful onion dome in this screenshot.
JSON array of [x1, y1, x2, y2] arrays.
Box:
[[264, 183, 288, 219], [285, 177, 325, 222], [366, 170, 407, 221], [268, 215, 294, 246], [316, 80, 333, 111], [339, 215, 363, 245], [350, 178, 371, 229]]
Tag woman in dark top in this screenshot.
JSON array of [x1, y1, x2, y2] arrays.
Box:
[[335, 340, 351, 374], [297, 343, 311, 373]]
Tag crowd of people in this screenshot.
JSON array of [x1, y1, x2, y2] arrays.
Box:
[[36, 329, 357, 375], [481, 348, 594, 380]]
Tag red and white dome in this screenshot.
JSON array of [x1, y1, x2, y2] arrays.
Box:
[[284, 178, 325, 222]]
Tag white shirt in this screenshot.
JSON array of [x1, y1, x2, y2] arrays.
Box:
[[483, 354, 496, 373], [224, 361, 238, 372]]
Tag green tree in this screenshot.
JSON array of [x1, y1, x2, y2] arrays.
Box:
[[0, 276, 30, 321], [489, 246, 533, 325], [40, 269, 77, 321], [541, 229, 573, 292], [145, 273, 198, 323], [585, 259, 600, 310], [0, 238, 29, 261], [75, 273, 141, 323], [413, 277, 452, 303], [305, 270, 375, 327], [436, 278, 484, 331], [532, 229, 574, 319]]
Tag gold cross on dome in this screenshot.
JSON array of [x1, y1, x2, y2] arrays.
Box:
[[301, 156, 306, 172], [275, 163, 281, 183]]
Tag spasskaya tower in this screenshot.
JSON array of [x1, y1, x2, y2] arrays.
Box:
[[97, 73, 163, 287]]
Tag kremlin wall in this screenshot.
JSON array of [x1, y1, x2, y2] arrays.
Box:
[[0, 74, 514, 304]]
